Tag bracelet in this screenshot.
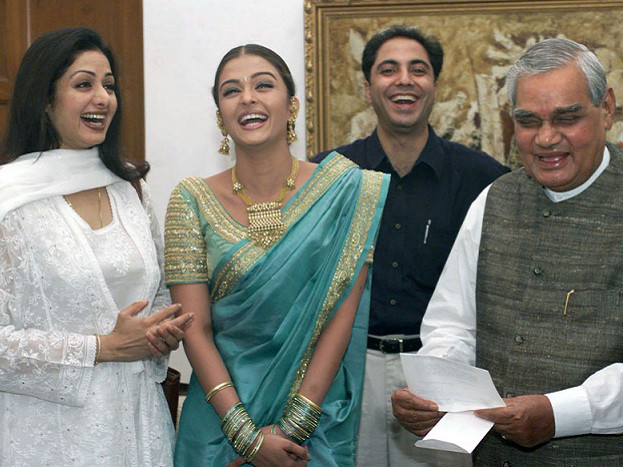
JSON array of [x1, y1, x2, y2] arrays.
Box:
[[278, 393, 322, 444], [221, 402, 262, 459], [205, 381, 234, 403], [246, 431, 264, 462], [94, 335, 101, 365]]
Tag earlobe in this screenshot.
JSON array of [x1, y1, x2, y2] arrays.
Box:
[[603, 87, 616, 130], [292, 96, 300, 114]]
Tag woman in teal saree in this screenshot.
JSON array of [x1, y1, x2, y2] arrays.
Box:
[[165, 44, 388, 466]]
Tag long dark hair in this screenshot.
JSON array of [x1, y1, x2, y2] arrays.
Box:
[[0, 27, 147, 180]]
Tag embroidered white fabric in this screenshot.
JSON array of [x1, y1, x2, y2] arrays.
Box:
[[0, 180, 174, 466]]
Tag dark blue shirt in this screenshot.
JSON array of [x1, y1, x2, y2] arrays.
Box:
[[313, 127, 510, 335]]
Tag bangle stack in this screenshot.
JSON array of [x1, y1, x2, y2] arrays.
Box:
[[221, 402, 264, 462], [205, 381, 234, 403], [278, 393, 322, 444], [94, 335, 101, 365]]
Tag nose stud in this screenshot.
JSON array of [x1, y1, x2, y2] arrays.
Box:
[[243, 75, 249, 82]]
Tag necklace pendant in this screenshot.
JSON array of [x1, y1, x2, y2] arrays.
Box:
[[246, 201, 284, 249]]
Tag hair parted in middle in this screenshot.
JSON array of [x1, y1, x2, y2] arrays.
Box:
[[361, 25, 444, 84], [211, 44, 296, 108]]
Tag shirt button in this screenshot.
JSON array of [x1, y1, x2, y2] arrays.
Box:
[[503, 462, 511, 467], [542, 209, 551, 217], [505, 392, 514, 399], [533, 267, 543, 275], [392, 261, 399, 268], [395, 223, 402, 230], [397, 184, 403, 191], [514, 335, 524, 344], [389, 299, 397, 306]]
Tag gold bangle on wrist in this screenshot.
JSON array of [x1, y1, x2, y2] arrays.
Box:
[[278, 393, 323, 444], [246, 431, 264, 462], [220, 402, 263, 459], [205, 381, 234, 403]]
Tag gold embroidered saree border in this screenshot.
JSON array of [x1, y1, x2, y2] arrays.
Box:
[[180, 177, 246, 245], [210, 155, 358, 303], [287, 169, 386, 398]]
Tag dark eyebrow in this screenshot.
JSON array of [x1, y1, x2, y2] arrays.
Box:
[[513, 109, 536, 120], [219, 71, 277, 91], [553, 104, 582, 115], [70, 70, 95, 78], [376, 59, 430, 69], [69, 70, 114, 79]]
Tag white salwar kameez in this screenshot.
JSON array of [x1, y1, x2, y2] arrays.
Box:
[[0, 148, 174, 466]]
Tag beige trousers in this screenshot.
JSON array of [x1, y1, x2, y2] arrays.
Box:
[[355, 348, 473, 467]]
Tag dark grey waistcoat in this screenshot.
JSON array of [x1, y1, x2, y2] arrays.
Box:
[[474, 143, 623, 466]]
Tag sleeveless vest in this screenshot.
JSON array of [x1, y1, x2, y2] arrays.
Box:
[[474, 143, 623, 466]]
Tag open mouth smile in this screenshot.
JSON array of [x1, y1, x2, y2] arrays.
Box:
[[535, 151, 570, 167], [80, 113, 106, 127], [391, 94, 417, 104], [239, 113, 268, 127]]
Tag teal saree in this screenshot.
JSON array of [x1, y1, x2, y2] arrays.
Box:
[[165, 153, 389, 466]]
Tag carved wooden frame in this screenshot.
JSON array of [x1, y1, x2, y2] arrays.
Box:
[[304, 0, 623, 162]]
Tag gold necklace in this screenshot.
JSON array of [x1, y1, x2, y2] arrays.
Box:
[[64, 187, 104, 229], [231, 156, 299, 249]]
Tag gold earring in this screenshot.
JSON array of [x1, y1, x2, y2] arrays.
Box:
[[287, 97, 298, 145], [216, 110, 230, 155]]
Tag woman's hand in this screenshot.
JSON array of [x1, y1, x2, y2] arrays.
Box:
[[226, 429, 310, 467], [98, 300, 193, 362], [145, 315, 191, 358]]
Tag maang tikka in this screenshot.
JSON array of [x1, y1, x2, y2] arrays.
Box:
[[216, 110, 230, 155]]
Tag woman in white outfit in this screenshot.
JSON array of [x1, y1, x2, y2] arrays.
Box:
[[0, 27, 191, 466]]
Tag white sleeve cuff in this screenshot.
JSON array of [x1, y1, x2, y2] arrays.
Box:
[[546, 386, 593, 437], [86, 334, 98, 367]]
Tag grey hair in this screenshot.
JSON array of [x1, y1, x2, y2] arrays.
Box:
[[506, 38, 607, 108]]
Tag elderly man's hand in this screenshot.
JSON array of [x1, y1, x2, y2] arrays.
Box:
[[475, 395, 555, 447], [391, 388, 444, 436]]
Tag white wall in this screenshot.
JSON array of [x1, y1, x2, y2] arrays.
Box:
[[143, 1, 306, 381]]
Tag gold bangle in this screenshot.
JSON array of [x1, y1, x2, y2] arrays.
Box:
[[296, 393, 322, 414], [205, 381, 234, 403], [246, 431, 264, 462], [94, 335, 101, 365]]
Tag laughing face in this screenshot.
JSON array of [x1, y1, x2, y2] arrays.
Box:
[[46, 50, 117, 150], [365, 37, 437, 135], [217, 54, 295, 151], [513, 64, 615, 192]]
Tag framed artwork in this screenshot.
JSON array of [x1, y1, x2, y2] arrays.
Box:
[[304, 0, 623, 165]]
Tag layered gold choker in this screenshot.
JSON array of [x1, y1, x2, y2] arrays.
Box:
[[232, 156, 299, 249]]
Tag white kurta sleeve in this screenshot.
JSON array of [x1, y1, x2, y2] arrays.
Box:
[[418, 186, 489, 366], [0, 213, 96, 406], [546, 363, 623, 437]]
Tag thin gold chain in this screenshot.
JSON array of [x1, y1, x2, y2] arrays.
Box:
[[64, 187, 104, 229], [97, 187, 103, 228], [231, 156, 299, 206]]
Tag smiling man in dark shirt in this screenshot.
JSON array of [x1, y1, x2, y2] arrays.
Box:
[[313, 25, 509, 465]]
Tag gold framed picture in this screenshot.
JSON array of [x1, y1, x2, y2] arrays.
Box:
[[304, 0, 623, 165]]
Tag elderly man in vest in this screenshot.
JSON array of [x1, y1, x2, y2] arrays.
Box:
[[391, 37, 623, 465]]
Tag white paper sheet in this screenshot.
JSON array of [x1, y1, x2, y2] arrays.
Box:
[[400, 354, 505, 453], [415, 412, 494, 453], [400, 354, 504, 412]]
